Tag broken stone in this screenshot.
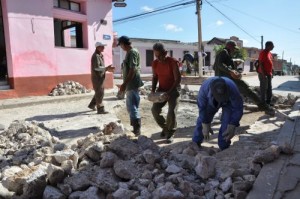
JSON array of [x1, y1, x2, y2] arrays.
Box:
[[242, 175, 256, 183], [220, 177, 232, 193], [195, 155, 217, 179], [100, 151, 118, 168], [43, 185, 66, 199], [103, 122, 124, 135], [232, 181, 252, 192], [143, 149, 161, 165], [85, 142, 104, 162], [152, 182, 184, 199], [50, 149, 76, 164], [49, 81, 90, 96], [165, 164, 182, 174], [108, 137, 140, 159], [63, 170, 92, 191], [249, 162, 262, 176], [90, 168, 119, 192], [113, 160, 138, 180], [234, 190, 247, 199], [112, 188, 139, 199], [253, 145, 281, 164], [47, 164, 65, 185]]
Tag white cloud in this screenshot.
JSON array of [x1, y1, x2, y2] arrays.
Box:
[[216, 20, 224, 26], [163, 24, 183, 32], [242, 39, 249, 45], [141, 6, 154, 12]]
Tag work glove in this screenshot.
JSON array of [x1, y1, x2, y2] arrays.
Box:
[[222, 124, 236, 142], [202, 123, 214, 140]]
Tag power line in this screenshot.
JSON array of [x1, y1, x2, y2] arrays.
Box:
[[114, 4, 195, 24], [204, 0, 260, 43], [217, 2, 300, 35], [113, 0, 229, 25]]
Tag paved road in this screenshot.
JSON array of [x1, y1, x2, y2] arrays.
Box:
[[184, 75, 300, 97]]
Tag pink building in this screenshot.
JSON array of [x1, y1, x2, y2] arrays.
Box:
[[0, 0, 114, 99]]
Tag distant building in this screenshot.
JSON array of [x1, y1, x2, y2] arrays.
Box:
[[206, 36, 245, 71], [113, 38, 198, 74], [243, 47, 260, 72], [0, 0, 114, 99]]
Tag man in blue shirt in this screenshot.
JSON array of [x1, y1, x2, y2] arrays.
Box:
[[193, 77, 243, 150]]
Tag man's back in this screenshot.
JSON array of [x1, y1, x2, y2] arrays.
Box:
[[214, 48, 234, 78]]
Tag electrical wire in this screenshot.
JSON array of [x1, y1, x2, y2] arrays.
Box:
[[113, 0, 229, 25], [113, 0, 195, 24], [204, 0, 260, 43], [217, 2, 300, 35], [114, 5, 195, 24]]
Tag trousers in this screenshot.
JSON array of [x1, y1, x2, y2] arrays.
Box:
[[151, 89, 180, 132]]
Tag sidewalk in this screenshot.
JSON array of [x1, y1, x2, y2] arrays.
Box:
[[247, 99, 300, 199]]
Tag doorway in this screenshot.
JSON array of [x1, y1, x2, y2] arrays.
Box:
[[0, 0, 7, 82]]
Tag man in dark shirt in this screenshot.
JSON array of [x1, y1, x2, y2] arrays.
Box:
[[214, 40, 274, 116]]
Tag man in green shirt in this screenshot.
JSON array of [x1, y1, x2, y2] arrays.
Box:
[[118, 36, 144, 136]]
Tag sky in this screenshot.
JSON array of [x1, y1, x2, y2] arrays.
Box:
[[112, 0, 300, 65]]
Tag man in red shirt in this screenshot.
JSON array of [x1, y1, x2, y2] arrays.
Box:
[[258, 41, 274, 106], [151, 43, 181, 143]]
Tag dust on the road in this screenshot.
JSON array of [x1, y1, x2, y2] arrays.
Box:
[[114, 99, 281, 149]]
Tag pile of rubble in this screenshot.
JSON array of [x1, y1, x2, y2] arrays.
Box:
[[0, 121, 292, 199], [49, 81, 91, 96]]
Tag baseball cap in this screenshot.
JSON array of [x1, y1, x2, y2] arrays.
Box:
[[226, 40, 239, 49], [210, 78, 229, 103], [95, 42, 107, 48], [117, 36, 131, 46]]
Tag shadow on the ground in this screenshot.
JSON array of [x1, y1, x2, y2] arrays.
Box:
[[25, 110, 92, 122], [50, 126, 99, 141], [273, 81, 300, 92]]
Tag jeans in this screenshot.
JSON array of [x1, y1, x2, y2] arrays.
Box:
[[151, 89, 180, 132], [258, 73, 272, 104], [192, 105, 237, 150], [126, 89, 141, 122]]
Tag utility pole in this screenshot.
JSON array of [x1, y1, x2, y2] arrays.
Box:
[[196, 0, 203, 77], [261, 35, 263, 50]]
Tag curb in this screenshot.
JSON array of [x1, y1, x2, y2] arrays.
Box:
[[246, 99, 300, 199]]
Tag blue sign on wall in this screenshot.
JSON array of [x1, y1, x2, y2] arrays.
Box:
[[103, 34, 111, 40]]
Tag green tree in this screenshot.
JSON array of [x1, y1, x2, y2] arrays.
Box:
[[213, 45, 248, 60]]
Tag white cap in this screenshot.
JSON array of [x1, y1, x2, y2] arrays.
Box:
[[95, 42, 107, 48]]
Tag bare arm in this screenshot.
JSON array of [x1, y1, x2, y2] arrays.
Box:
[[120, 68, 135, 91], [152, 73, 158, 93]]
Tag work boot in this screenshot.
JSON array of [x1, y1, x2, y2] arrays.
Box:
[[132, 119, 141, 136], [258, 102, 275, 116], [88, 98, 96, 111], [265, 107, 275, 116], [97, 107, 108, 114], [166, 130, 175, 144], [88, 104, 96, 111]]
